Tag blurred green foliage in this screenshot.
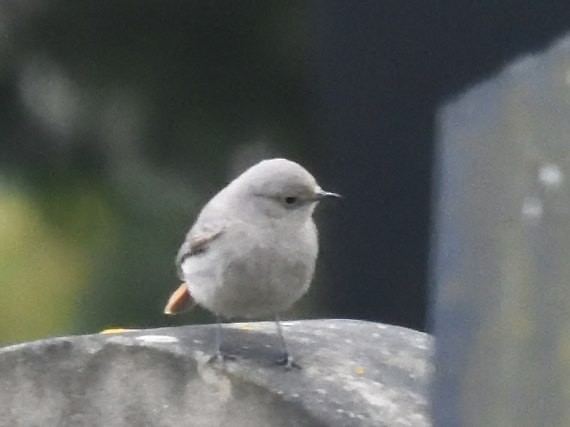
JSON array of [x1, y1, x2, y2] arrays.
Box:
[[0, 1, 319, 344]]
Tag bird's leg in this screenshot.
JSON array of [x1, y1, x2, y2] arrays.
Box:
[[208, 315, 236, 363], [274, 314, 300, 369], [214, 316, 224, 360]]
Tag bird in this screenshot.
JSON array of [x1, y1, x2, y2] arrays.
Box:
[[163, 158, 340, 368]]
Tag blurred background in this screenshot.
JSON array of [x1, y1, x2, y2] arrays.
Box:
[[1, 1, 570, 345]]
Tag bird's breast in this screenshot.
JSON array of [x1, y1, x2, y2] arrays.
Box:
[[190, 221, 318, 318]]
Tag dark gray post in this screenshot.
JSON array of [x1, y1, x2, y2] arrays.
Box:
[[431, 35, 570, 426]]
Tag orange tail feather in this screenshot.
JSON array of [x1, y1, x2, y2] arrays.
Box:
[[164, 283, 194, 315]]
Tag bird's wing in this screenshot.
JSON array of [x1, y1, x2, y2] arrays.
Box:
[[175, 225, 225, 280], [164, 224, 225, 316]]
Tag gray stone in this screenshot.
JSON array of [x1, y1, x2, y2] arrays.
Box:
[[0, 319, 432, 427]]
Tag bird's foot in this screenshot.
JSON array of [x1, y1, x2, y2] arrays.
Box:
[[208, 351, 237, 365], [276, 353, 301, 370]]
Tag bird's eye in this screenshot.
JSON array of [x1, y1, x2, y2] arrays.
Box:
[[284, 196, 297, 205]]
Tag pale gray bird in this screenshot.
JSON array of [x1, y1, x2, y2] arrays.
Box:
[[164, 158, 340, 368]]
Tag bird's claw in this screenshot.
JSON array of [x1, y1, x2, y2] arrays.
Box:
[[276, 354, 301, 370], [208, 352, 237, 364]]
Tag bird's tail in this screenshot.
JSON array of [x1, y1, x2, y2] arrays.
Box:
[[164, 283, 195, 315]]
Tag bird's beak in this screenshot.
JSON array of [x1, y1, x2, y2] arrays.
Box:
[[314, 187, 342, 200]]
